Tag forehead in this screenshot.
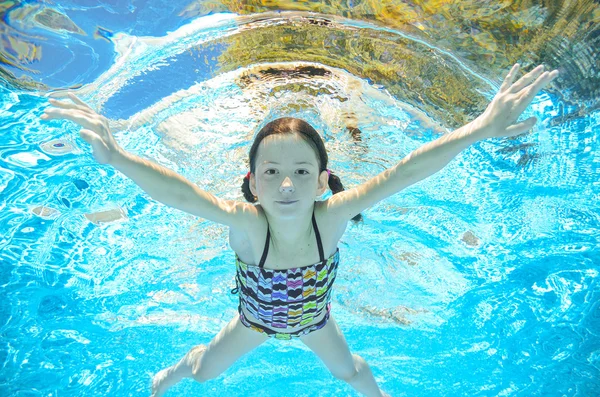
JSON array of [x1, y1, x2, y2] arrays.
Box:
[[256, 134, 317, 164]]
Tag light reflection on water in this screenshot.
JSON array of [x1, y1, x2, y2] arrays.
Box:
[[1, 2, 599, 396]]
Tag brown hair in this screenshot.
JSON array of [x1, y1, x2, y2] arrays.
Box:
[[241, 117, 363, 223]]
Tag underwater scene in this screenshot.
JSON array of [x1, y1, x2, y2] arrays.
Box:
[[1, 1, 599, 396]]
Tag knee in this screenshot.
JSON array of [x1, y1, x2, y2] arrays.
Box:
[[192, 367, 218, 383], [191, 357, 225, 383], [191, 357, 227, 383], [331, 354, 360, 382], [188, 346, 216, 383]]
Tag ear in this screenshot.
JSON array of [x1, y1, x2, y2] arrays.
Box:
[[317, 170, 329, 196], [249, 173, 257, 197]]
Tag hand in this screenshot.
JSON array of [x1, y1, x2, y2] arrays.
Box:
[[41, 93, 123, 165], [473, 64, 559, 139]]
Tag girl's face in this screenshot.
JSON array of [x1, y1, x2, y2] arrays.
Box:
[[250, 133, 328, 216]]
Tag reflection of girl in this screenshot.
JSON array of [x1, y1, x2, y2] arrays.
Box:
[[42, 64, 557, 397]]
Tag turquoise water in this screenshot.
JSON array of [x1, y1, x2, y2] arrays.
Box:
[[1, 4, 599, 397]]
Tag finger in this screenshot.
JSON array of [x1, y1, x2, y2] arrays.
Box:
[[505, 116, 537, 137], [509, 64, 545, 94], [47, 98, 90, 113], [499, 63, 520, 93], [47, 90, 70, 99], [48, 91, 95, 112], [41, 107, 100, 131], [517, 70, 559, 108], [79, 128, 99, 146], [67, 92, 95, 112]]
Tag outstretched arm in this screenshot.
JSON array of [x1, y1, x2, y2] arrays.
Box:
[[41, 93, 256, 230], [326, 64, 560, 221]]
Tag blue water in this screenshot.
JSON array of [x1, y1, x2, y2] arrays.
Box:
[[1, 3, 599, 397]]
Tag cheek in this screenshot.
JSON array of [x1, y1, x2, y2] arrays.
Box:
[[257, 177, 313, 193], [256, 179, 274, 193]]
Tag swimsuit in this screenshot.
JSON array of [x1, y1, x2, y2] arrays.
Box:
[[230, 208, 339, 340]]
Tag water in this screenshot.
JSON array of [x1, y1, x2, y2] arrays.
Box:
[[1, 1, 599, 396]]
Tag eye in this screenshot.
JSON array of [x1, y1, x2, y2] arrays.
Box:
[[264, 169, 309, 175]]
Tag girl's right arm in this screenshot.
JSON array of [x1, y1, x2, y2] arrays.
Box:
[[110, 151, 255, 230], [41, 93, 255, 231]]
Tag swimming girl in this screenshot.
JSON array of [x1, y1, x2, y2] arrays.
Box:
[[41, 63, 558, 397]]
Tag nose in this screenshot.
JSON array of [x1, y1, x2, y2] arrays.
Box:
[[279, 176, 295, 193]]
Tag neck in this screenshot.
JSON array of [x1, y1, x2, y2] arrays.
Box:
[[264, 206, 314, 249]]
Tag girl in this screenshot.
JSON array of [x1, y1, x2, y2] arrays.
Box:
[[41, 64, 558, 397]]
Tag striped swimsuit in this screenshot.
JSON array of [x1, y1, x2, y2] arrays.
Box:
[[230, 208, 339, 340]]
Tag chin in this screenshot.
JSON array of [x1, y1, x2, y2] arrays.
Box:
[[273, 200, 303, 212]]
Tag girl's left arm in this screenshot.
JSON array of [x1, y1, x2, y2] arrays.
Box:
[[327, 64, 559, 222]]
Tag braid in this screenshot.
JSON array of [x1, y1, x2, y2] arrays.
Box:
[[241, 174, 257, 203], [326, 171, 363, 222]]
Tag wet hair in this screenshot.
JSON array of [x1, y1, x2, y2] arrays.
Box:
[[241, 117, 363, 223]]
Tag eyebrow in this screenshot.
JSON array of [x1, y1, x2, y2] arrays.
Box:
[[263, 161, 314, 165]]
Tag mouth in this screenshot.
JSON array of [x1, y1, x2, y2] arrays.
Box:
[[276, 200, 298, 205]]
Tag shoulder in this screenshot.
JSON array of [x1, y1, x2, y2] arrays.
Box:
[[228, 202, 265, 254], [316, 199, 349, 237], [228, 202, 265, 235]]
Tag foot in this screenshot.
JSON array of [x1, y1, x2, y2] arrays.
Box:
[[151, 366, 179, 397], [151, 345, 207, 397]]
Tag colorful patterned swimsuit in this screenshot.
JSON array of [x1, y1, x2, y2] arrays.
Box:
[[230, 208, 339, 340]]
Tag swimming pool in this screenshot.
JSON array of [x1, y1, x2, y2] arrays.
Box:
[[1, 1, 599, 396]]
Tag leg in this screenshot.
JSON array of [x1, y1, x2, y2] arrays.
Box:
[[299, 314, 390, 397], [151, 313, 268, 396]]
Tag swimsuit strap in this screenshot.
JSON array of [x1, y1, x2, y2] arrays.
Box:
[[258, 206, 325, 268], [258, 222, 270, 268], [312, 208, 325, 263]]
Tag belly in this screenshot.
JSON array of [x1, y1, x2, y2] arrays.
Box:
[[239, 302, 329, 333]]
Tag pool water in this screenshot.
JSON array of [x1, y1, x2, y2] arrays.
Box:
[[1, 2, 599, 396]]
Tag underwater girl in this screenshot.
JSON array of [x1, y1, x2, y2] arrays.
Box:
[[41, 63, 558, 397]]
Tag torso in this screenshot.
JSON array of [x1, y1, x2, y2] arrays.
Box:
[[228, 200, 348, 332], [229, 200, 347, 270]]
